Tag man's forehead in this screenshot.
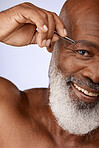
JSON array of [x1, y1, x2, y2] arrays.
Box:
[[59, 0, 99, 49], [60, 0, 99, 29]]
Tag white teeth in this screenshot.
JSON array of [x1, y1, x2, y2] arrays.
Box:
[[74, 84, 99, 97]]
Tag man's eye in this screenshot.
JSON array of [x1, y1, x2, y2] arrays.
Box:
[[77, 50, 90, 56]]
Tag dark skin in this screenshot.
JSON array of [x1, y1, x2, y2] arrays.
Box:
[[0, 0, 99, 148]]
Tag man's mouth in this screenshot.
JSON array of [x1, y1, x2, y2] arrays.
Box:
[[74, 84, 99, 97], [71, 83, 99, 103]]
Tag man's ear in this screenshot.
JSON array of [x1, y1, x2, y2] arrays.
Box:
[[46, 42, 55, 53]]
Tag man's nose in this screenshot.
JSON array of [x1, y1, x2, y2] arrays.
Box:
[[82, 62, 99, 83]]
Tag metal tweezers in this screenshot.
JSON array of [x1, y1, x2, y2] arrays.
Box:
[[54, 31, 76, 45]]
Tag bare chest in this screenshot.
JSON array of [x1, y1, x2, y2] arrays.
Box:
[[0, 111, 99, 148], [1, 121, 56, 148], [1, 123, 99, 148]]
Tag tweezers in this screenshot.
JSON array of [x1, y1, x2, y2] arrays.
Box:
[[54, 31, 76, 45]]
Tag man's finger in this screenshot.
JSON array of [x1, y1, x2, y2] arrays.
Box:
[[16, 5, 48, 33], [52, 12, 67, 37]]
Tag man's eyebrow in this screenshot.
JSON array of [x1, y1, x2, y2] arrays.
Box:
[[76, 40, 98, 48]]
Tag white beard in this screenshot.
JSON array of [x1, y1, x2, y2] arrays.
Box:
[[49, 55, 99, 135]]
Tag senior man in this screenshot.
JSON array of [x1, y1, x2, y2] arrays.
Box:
[[0, 0, 99, 147]]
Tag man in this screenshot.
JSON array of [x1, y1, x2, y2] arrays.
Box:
[[0, 0, 99, 147]]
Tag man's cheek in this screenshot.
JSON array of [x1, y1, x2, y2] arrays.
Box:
[[57, 56, 84, 75]]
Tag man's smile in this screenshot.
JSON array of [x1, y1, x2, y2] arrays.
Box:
[[71, 83, 99, 103]]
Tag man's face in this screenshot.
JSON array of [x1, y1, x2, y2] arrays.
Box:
[[57, 5, 99, 105], [49, 1, 99, 135]]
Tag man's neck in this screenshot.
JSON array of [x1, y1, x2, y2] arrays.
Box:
[[48, 111, 99, 147]]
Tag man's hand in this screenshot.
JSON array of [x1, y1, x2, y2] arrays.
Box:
[[0, 2, 67, 49]]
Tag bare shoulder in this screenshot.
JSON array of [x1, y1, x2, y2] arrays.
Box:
[[0, 78, 56, 147], [0, 77, 22, 106], [0, 77, 29, 141], [0, 76, 49, 120], [0, 76, 48, 115], [0, 77, 29, 122], [24, 87, 49, 107]]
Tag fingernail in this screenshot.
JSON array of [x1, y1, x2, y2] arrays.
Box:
[[43, 25, 48, 32], [42, 39, 46, 46], [63, 29, 67, 36], [46, 39, 51, 47]]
